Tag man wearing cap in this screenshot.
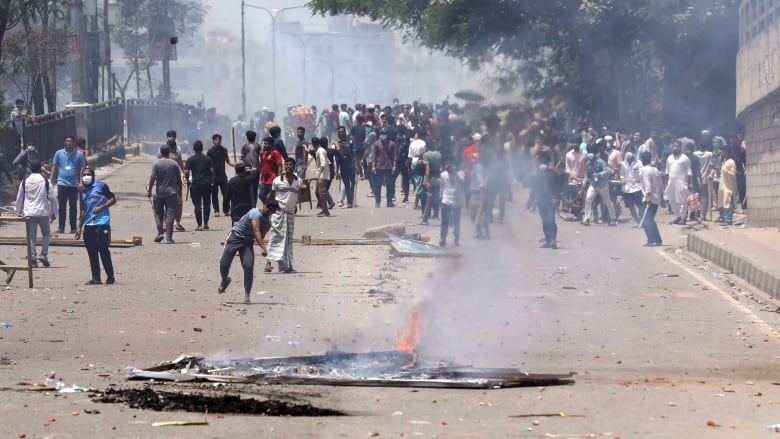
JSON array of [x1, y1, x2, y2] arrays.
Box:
[[226, 161, 256, 224]]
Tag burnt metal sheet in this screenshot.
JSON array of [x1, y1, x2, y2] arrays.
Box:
[[128, 351, 575, 389]]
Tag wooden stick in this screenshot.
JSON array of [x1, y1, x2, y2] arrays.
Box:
[[0, 236, 141, 247], [231, 125, 237, 165]]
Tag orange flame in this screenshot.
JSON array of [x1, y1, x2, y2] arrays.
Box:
[[394, 307, 423, 353]]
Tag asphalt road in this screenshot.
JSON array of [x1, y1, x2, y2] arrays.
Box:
[[1, 154, 780, 438]]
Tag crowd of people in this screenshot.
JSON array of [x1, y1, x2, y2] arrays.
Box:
[[10, 97, 746, 296]]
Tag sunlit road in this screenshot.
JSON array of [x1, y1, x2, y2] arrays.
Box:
[[1, 159, 779, 438]]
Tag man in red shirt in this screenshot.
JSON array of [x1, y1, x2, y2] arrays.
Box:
[[259, 136, 283, 207]]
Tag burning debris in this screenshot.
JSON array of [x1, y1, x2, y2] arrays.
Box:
[[127, 351, 575, 389], [127, 307, 574, 389]]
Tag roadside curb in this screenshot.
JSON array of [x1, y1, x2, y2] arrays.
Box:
[[687, 232, 780, 300]]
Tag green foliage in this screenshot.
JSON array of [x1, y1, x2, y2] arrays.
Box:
[[308, 0, 739, 129], [0, 0, 71, 113], [113, 0, 207, 99], [3, 26, 69, 92]]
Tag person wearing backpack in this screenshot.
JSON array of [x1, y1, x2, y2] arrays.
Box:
[[15, 160, 57, 268]]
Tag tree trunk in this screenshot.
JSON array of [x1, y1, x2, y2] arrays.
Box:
[[31, 73, 44, 115], [44, 70, 56, 112], [0, 0, 12, 63], [146, 65, 154, 99]]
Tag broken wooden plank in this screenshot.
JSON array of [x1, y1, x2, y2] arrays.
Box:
[[0, 236, 141, 247], [297, 236, 388, 245]]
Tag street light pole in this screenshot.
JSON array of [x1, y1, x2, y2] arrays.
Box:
[[241, 0, 246, 119], [281, 32, 341, 105], [308, 58, 364, 106], [241, 3, 306, 117]]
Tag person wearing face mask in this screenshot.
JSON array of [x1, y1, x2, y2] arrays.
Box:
[[75, 166, 117, 285]]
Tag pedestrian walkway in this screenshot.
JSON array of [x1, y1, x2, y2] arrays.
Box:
[[685, 223, 780, 300]]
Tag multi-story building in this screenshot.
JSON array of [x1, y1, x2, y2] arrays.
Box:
[[737, 0, 780, 226]]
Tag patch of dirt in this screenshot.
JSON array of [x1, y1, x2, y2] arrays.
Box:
[[91, 387, 346, 416]]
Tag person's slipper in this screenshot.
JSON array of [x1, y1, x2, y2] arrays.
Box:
[[217, 277, 232, 294], [175, 224, 185, 231], [154, 234, 164, 243]]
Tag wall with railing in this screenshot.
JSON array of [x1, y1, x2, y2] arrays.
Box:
[[1, 99, 210, 205]]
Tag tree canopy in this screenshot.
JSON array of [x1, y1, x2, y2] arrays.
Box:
[[308, 0, 740, 131], [113, 0, 206, 100]]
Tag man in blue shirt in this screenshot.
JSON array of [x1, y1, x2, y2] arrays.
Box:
[[75, 166, 116, 285], [51, 134, 87, 234], [218, 200, 278, 304]]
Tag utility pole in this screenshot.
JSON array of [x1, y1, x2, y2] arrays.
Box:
[[241, 0, 245, 118], [103, 0, 112, 100], [70, 0, 85, 102]]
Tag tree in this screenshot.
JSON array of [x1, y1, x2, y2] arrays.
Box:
[[0, 0, 70, 114], [308, 0, 739, 131], [3, 25, 69, 113], [113, 0, 206, 100]]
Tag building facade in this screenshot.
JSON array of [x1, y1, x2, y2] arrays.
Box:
[[737, 0, 780, 227]]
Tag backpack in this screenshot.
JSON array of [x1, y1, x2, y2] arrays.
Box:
[[22, 174, 50, 197]]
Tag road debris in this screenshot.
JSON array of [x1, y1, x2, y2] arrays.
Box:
[[510, 412, 585, 418], [152, 419, 209, 427]]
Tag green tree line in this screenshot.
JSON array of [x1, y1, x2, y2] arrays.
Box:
[[308, 0, 739, 132]]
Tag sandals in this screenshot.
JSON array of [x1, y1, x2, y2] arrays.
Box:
[[217, 277, 231, 294]]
